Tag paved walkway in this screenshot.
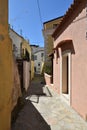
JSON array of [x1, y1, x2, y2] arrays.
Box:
[[12, 75, 87, 130]]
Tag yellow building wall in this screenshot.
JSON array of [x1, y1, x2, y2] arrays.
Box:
[[0, 27, 13, 130], [43, 17, 63, 57], [43, 17, 63, 62], [0, 0, 13, 130], [41, 61, 44, 74], [46, 35, 53, 55], [22, 40, 34, 80], [44, 17, 63, 30], [22, 39, 31, 58]]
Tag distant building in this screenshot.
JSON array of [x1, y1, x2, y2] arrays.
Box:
[[34, 48, 44, 74], [42, 16, 63, 76], [30, 45, 44, 74], [30, 44, 39, 54], [43, 16, 63, 63]]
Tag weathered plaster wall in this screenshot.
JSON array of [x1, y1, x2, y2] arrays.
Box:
[[53, 51, 60, 93], [23, 61, 31, 91], [12, 57, 21, 110], [0, 0, 13, 129], [43, 17, 63, 62], [9, 28, 23, 58], [0, 19, 13, 130]]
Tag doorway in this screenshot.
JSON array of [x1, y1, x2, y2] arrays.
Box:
[[62, 55, 68, 94], [61, 52, 71, 103]]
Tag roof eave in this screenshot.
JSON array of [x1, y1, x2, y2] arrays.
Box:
[[52, 0, 84, 39]]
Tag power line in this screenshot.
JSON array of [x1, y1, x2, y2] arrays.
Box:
[[36, 0, 43, 27]]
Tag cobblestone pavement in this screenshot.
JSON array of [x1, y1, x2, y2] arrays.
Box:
[[12, 75, 87, 130]]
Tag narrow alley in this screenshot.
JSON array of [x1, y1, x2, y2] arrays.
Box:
[[1, 1, 87, 130], [11, 75, 87, 130]]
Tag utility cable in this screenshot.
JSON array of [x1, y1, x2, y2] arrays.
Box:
[[36, 0, 43, 27]]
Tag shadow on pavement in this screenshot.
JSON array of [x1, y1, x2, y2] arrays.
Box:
[[11, 75, 52, 130], [24, 75, 52, 104], [11, 100, 51, 130]]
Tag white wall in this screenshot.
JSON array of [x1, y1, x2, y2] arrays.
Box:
[[34, 50, 44, 74], [9, 29, 23, 58]]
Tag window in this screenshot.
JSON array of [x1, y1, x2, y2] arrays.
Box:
[[34, 55, 37, 60], [38, 63, 40, 66], [53, 24, 58, 29], [41, 53, 44, 57], [13, 44, 18, 52], [22, 48, 25, 55], [31, 54, 34, 60], [25, 49, 30, 61]]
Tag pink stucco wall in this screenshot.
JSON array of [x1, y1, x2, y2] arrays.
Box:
[[53, 52, 60, 93], [44, 73, 52, 87], [53, 1, 87, 120]]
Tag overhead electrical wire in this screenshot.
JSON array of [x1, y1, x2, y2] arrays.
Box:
[[36, 0, 43, 27]]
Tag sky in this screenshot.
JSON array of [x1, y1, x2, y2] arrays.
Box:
[[9, 0, 73, 47]]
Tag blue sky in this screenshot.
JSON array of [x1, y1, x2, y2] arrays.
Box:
[[9, 0, 73, 47]]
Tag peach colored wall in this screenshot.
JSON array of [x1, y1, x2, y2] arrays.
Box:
[[12, 57, 21, 110], [54, 1, 87, 119], [53, 52, 60, 93], [62, 56, 68, 93]]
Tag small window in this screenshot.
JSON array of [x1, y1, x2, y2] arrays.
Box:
[[34, 55, 37, 60], [38, 63, 40, 66], [53, 24, 58, 29], [13, 44, 18, 52], [41, 53, 44, 57]]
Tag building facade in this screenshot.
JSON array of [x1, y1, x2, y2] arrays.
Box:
[[9, 28, 23, 59], [9, 28, 32, 91], [52, 0, 87, 120], [0, 0, 14, 130], [34, 49, 44, 74], [43, 16, 63, 63], [31, 45, 44, 74], [21, 39, 31, 91]]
